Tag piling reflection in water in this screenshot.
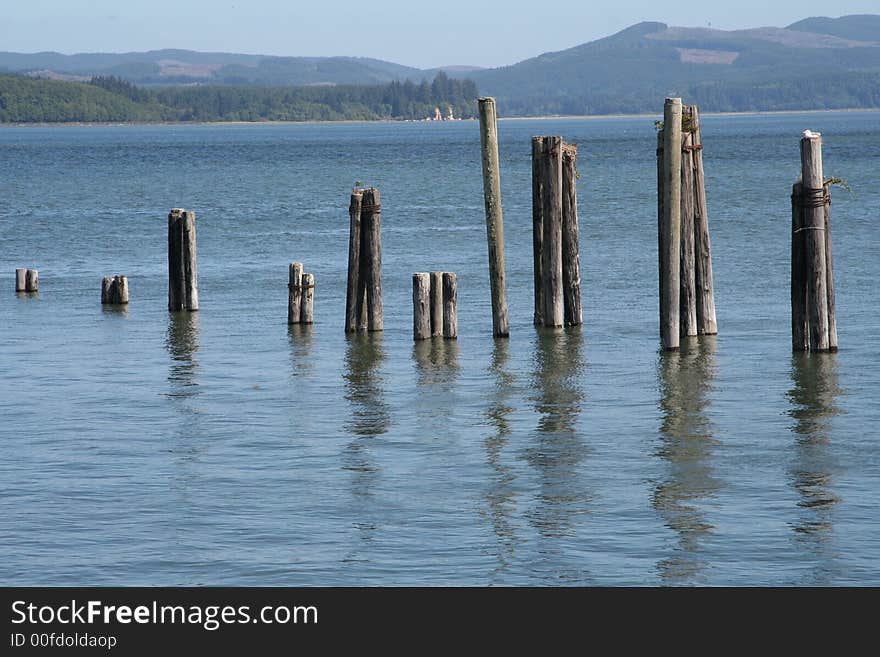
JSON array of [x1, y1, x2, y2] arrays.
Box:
[[412, 338, 460, 386], [481, 340, 518, 582], [787, 352, 841, 548], [525, 328, 589, 550], [165, 311, 200, 398], [654, 336, 721, 584], [286, 323, 314, 378]]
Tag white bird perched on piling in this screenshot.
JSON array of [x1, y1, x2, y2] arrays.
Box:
[[802, 130, 821, 138]]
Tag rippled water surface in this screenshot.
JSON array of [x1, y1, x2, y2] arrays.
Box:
[[1, 112, 878, 585]]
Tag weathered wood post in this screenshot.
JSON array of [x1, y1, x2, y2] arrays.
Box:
[[531, 136, 546, 326], [345, 189, 365, 332], [430, 271, 444, 336], [25, 269, 39, 293], [361, 187, 383, 332], [101, 275, 129, 304], [800, 133, 830, 352], [478, 97, 509, 338], [679, 130, 698, 338], [168, 208, 198, 311], [561, 142, 582, 326], [541, 135, 564, 327], [15, 268, 27, 292], [686, 105, 718, 335], [824, 190, 838, 350], [443, 272, 458, 339], [659, 98, 682, 350], [413, 272, 432, 340], [287, 262, 304, 324], [300, 272, 315, 324], [791, 182, 809, 351]]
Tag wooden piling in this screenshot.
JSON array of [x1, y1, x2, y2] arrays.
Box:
[[345, 189, 365, 332], [361, 187, 383, 332], [443, 272, 458, 339], [478, 97, 510, 338], [430, 271, 444, 336], [791, 182, 809, 351], [300, 272, 315, 324], [541, 135, 564, 328], [413, 272, 432, 340], [25, 269, 38, 293], [687, 105, 718, 335], [800, 135, 830, 352], [531, 136, 546, 326], [824, 190, 838, 350], [102, 275, 128, 305], [561, 142, 582, 326], [168, 209, 198, 311], [659, 98, 682, 350], [287, 262, 304, 324], [15, 268, 27, 292], [679, 130, 698, 337]]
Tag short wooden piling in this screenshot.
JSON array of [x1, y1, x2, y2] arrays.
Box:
[[430, 271, 444, 336], [541, 135, 564, 328], [361, 187, 383, 332], [687, 105, 718, 335], [800, 134, 830, 352], [478, 97, 510, 338], [345, 189, 365, 332], [25, 269, 39, 293], [413, 273, 432, 340], [287, 262, 304, 325], [300, 272, 315, 324], [561, 142, 582, 326], [531, 136, 546, 326], [791, 182, 808, 351], [442, 272, 458, 339], [101, 275, 128, 305], [168, 208, 198, 311], [15, 268, 27, 292], [679, 130, 698, 337], [659, 98, 683, 350]]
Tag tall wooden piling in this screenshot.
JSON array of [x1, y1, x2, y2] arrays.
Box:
[[15, 268, 27, 292], [561, 142, 582, 326], [101, 275, 129, 305], [659, 98, 683, 350], [443, 272, 458, 339], [287, 262, 304, 325], [800, 134, 830, 352], [541, 135, 564, 328], [430, 271, 444, 336], [686, 105, 717, 335], [413, 273, 432, 340], [791, 182, 808, 351], [168, 209, 198, 311], [478, 97, 510, 338], [531, 136, 546, 326], [345, 190, 365, 332], [679, 130, 698, 337], [300, 272, 315, 324], [361, 187, 383, 332]]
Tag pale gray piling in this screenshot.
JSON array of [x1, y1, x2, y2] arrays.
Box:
[[800, 135, 830, 351], [300, 272, 315, 324], [15, 268, 27, 292], [541, 135, 564, 328], [478, 97, 509, 338], [679, 130, 698, 337], [430, 271, 444, 336], [413, 272, 432, 340], [561, 142, 582, 326], [361, 187, 383, 332], [443, 272, 458, 339], [288, 262, 304, 325], [659, 98, 683, 350]]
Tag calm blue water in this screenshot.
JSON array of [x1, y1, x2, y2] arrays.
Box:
[[1, 112, 878, 585]]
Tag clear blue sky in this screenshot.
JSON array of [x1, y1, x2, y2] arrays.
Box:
[[3, 0, 878, 68]]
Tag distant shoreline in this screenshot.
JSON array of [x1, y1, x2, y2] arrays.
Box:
[[2, 107, 878, 128]]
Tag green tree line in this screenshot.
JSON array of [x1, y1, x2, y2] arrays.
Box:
[[0, 72, 479, 123]]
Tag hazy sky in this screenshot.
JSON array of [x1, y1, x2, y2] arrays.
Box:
[[3, 1, 878, 68]]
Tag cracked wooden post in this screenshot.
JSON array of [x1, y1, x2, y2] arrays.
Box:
[[680, 130, 697, 338], [300, 272, 315, 324], [531, 136, 546, 326], [413, 272, 431, 340], [800, 134, 830, 352], [430, 271, 444, 336], [102, 275, 128, 305], [541, 135, 564, 328], [345, 189, 365, 332], [287, 262, 304, 324], [25, 269, 39, 292], [168, 208, 198, 311], [561, 142, 582, 326], [443, 272, 458, 339], [15, 268, 27, 292], [361, 187, 383, 332], [659, 98, 682, 350], [478, 97, 509, 338]]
